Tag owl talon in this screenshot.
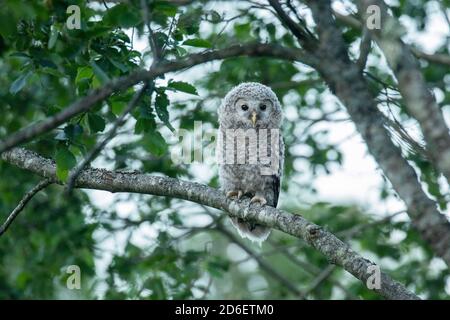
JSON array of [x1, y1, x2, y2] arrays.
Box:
[[250, 195, 267, 206], [227, 190, 243, 199]]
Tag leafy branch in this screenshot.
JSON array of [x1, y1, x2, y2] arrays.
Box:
[[1, 147, 419, 300]]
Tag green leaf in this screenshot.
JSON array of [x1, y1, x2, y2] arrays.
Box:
[[91, 61, 110, 84], [10, 52, 31, 59], [40, 67, 64, 78], [48, 25, 59, 49], [92, 76, 102, 89], [138, 104, 155, 120], [9, 71, 32, 95], [107, 57, 128, 73], [111, 101, 126, 116], [154, 2, 178, 17], [234, 23, 252, 40], [64, 124, 84, 141], [56, 166, 69, 182], [182, 38, 212, 48], [147, 277, 167, 299], [155, 92, 175, 132], [175, 46, 187, 57], [143, 131, 168, 156], [56, 148, 77, 170], [88, 114, 106, 133], [206, 258, 230, 278], [55, 148, 77, 181], [135, 118, 156, 134], [103, 3, 141, 28], [75, 66, 93, 84], [208, 10, 222, 23], [168, 81, 198, 95]]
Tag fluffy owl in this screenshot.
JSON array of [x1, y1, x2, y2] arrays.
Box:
[[217, 82, 284, 243]]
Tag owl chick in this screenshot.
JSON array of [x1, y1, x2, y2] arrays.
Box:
[[217, 82, 284, 243]]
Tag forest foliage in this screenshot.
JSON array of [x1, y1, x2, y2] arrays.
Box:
[[0, 0, 449, 299]]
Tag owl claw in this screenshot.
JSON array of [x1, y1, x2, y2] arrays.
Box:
[[227, 190, 243, 199], [250, 195, 267, 206]]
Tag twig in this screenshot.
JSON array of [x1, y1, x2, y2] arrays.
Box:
[[358, 0, 450, 183], [65, 83, 151, 193], [268, 0, 316, 47], [215, 223, 307, 299], [301, 211, 406, 297], [141, 0, 162, 61], [439, 2, 450, 45], [200, 275, 213, 300], [266, 240, 358, 299], [67, 0, 163, 194], [161, 16, 177, 54], [302, 265, 336, 296], [1, 147, 421, 300], [337, 211, 405, 239], [0, 43, 312, 154], [199, 203, 307, 297], [0, 179, 52, 237], [333, 9, 450, 67]]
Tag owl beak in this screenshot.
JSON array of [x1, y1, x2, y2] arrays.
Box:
[[251, 111, 257, 127]]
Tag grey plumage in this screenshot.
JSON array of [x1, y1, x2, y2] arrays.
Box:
[[217, 82, 285, 243]]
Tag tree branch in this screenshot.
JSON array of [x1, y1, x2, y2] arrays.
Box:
[[266, 239, 358, 299], [65, 83, 151, 193], [200, 205, 306, 297], [1, 147, 419, 300], [0, 43, 313, 154], [268, 0, 317, 48], [356, 27, 371, 70], [303, 0, 450, 266], [0, 178, 52, 237], [332, 10, 450, 67], [358, 0, 450, 185], [303, 264, 336, 297], [140, 0, 162, 61], [215, 224, 306, 299]]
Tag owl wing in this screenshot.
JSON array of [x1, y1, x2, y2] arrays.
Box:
[[271, 135, 284, 207], [271, 174, 281, 207]]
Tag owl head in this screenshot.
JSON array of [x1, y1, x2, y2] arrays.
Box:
[[219, 82, 282, 129]]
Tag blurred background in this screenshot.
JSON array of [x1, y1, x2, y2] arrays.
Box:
[[0, 0, 449, 299]]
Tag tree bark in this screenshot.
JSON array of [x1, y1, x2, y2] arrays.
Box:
[[358, 0, 450, 184], [0, 43, 312, 154], [1, 147, 419, 300], [304, 0, 450, 267]]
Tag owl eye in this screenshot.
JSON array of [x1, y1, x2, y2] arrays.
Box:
[[260, 104, 267, 111], [241, 104, 249, 111]]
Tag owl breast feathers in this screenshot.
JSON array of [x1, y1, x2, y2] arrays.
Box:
[[217, 82, 285, 243]]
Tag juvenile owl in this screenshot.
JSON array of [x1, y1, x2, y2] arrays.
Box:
[[217, 82, 284, 243]]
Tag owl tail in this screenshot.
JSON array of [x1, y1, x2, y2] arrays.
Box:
[[229, 217, 271, 244]]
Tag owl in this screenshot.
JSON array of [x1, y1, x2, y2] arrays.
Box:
[[217, 82, 284, 243]]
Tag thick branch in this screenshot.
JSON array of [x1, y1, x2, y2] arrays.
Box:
[[356, 27, 371, 70], [304, 0, 450, 266], [358, 0, 450, 184], [1, 147, 419, 300], [0, 43, 312, 154]]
